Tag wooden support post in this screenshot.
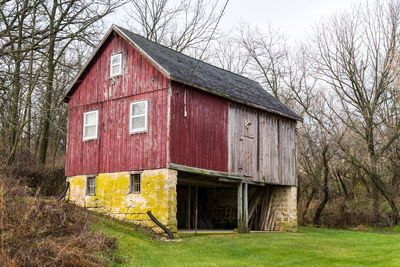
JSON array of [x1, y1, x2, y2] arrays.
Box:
[[243, 182, 249, 233], [195, 185, 198, 234], [237, 181, 243, 233], [187, 185, 191, 230]]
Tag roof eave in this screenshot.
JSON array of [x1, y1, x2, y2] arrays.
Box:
[[113, 26, 171, 79], [63, 25, 115, 103], [63, 25, 303, 122], [170, 75, 303, 122], [63, 25, 172, 103]]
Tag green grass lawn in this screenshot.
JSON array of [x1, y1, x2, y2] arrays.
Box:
[[91, 214, 400, 267]]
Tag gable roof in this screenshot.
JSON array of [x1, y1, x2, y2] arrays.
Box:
[[64, 25, 302, 121]]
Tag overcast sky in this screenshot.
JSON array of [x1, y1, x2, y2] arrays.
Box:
[[218, 0, 369, 42], [110, 0, 372, 43]]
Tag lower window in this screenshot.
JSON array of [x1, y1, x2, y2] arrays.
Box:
[[86, 176, 96, 196], [129, 173, 141, 193]]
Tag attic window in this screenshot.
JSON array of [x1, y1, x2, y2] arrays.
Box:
[[83, 110, 98, 141], [110, 53, 122, 77], [129, 173, 141, 193], [130, 100, 148, 134]]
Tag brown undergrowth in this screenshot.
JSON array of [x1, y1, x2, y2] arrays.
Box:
[[0, 172, 117, 267]]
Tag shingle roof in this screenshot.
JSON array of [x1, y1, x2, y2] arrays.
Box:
[[64, 25, 301, 121], [116, 26, 301, 121]]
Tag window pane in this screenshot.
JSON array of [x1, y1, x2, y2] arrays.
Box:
[[132, 102, 146, 116], [111, 54, 121, 65], [85, 112, 97, 125], [84, 125, 96, 138], [87, 177, 96, 196], [131, 116, 146, 130], [134, 183, 140, 193], [111, 65, 120, 75]]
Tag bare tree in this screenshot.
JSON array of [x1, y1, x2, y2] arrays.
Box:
[[0, 0, 124, 165], [206, 34, 250, 75], [125, 0, 227, 56], [38, 0, 123, 164], [239, 24, 290, 102], [293, 0, 400, 222]]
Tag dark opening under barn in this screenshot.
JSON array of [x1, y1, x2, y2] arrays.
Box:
[[176, 170, 284, 232], [177, 179, 237, 230]]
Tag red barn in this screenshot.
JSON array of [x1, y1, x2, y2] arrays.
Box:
[[64, 25, 301, 233]]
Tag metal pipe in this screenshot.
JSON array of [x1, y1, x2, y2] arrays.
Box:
[[147, 211, 174, 239], [58, 181, 70, 201]]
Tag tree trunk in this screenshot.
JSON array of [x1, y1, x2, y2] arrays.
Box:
[[313, 146, 330, 226], [302, 187, 316, 221], [39, 3, 56, 164], [8, 6, 25, 165]]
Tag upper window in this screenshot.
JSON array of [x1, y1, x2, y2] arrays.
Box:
[[130, 100, 148, 134], [83, 110, 98, 141], [110, 53, 122, 77]]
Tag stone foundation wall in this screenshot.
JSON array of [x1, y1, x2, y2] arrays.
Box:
[[67, 168, 177, 233], [271, 186, 297, 231]]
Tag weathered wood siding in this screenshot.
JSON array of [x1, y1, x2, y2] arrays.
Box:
[[65, 33, 169, 176], [169, 82, 229, 172], [228, 103, 297, 185]]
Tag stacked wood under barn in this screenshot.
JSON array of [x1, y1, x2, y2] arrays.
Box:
[[248, 186, 276, 231]]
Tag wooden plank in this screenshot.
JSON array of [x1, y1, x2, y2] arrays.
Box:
[[237, 181, 243, 232], [227, 102, 297, 186], [187, 185, 191, 230], [66, 34, 169, 176], [169, 83, 229, 172], [243, 182, 249, 233], [168, 163, 245, 180], [195, 185, 198, 234], [179, 178, 237, 188]]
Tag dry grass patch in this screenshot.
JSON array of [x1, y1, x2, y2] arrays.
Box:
[[0, 173, 117, 267]]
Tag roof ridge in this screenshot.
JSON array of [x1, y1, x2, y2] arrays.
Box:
[[115, 25, 260, 86], [114, 25, 301, 121]]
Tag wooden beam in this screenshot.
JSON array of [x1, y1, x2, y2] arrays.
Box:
[[218, 177, 242, 183], [243, 182, 250, 233], [169, 163, 245, 180], [170, 76, 303, 122], [195, 185, 198, 235], [179, 177, 237, 188], [187, 185, 191, 230], [237, 181, 243, 233]]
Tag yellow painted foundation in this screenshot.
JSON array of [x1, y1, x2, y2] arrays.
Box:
[[67, 168, 177, 233]]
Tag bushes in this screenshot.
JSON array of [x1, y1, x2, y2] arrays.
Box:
[[4, 165, 66, 197], [0, 174, 116, 266]]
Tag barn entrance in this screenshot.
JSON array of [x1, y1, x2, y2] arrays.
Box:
[[172, 165, 280, 233], [176, 174, 279, 232], [176, 174, 238, 231]]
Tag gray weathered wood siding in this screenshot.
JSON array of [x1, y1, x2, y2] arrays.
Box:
[[228, 103, 297, 186]]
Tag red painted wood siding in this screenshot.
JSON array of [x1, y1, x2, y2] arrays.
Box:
[[169, 82, 229, 172], [65, 33, 169, 176]]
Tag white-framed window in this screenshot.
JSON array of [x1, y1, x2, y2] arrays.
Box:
[[110, 53, 122, 77], [83, 110, 98, 141], [129, 173, 141, 193], [86, 176, 96, 196], [129, 100, 148, 134]]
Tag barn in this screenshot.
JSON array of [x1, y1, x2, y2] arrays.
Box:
[[64, 25, 301, 233]]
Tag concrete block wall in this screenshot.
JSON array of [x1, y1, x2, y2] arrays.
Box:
[[67, 168, 178, 233]]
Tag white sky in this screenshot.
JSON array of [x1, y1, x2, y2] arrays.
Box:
[[109, 0, 372, 43], [218, 0, 368, 42]]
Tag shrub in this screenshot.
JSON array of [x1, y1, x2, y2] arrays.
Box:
[[0, 174, 116, 266]]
